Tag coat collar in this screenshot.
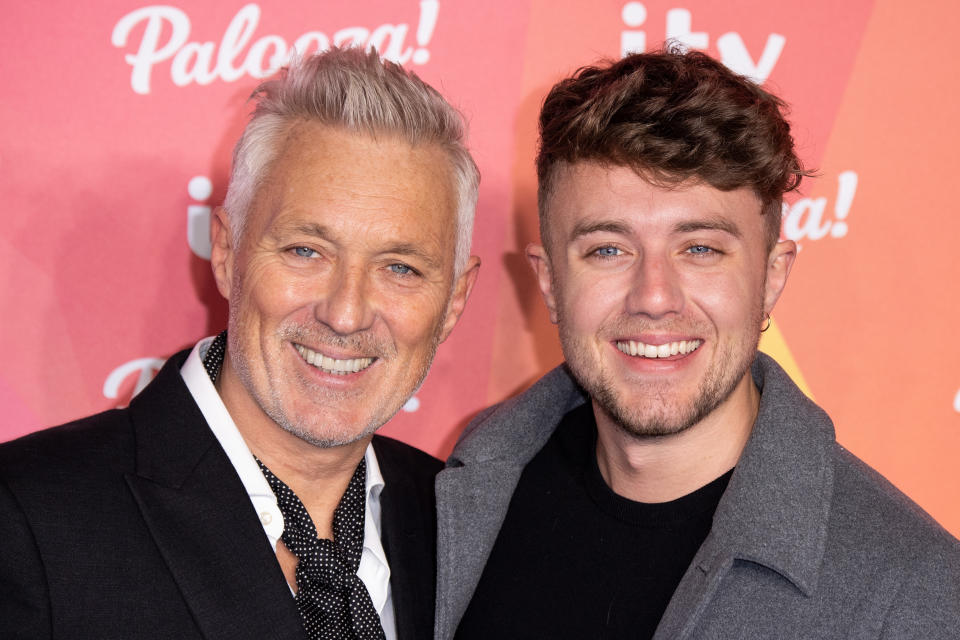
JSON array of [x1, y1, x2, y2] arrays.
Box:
[[436, 353, 835, 639], [435, 365, 587, 638], [448, 364, 588, 466], [374, 436, 440, 640], [128, 349, 218, 488], [704, 353, 834, 596], [125, 350, 307, 640], [655, 354, 835, 639]]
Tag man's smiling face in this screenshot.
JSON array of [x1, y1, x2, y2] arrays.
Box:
[[529, 162, 794, 438], [214, 122, 475, 447]]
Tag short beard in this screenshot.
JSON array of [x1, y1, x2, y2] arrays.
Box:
[[581, 347, 750, 439], [262, 329, 438, 449], [558, 299, 764, 440], [226, 288, 440, 449]]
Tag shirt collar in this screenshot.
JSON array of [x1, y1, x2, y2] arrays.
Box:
[[179, 336, 392, 611], [181, 337, 285, 544]]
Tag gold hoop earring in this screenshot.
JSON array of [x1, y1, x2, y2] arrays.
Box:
[[761, 313, 772, 333]]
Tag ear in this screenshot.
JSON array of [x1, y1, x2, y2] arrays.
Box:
[[210, 207, 235, 301], [763, 239, 796, 314], [438, 255, 481, 343], [526, 243, 559, 324]]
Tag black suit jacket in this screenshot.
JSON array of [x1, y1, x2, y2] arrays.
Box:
[[0, 350, 440, 640]]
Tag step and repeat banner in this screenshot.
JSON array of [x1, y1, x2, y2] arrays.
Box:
[[3, 0, 958, 535]]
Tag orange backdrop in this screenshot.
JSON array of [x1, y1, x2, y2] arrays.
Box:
[[2, 0, 958, 536]]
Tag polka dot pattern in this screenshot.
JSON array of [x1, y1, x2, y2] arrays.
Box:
[[201, 331, 227, 383], [256, 458, 386, 640], [204, 334, 384, 639]]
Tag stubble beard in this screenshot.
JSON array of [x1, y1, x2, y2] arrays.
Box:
[[558, 305, 764, 440], [227, 297, 442, 449]]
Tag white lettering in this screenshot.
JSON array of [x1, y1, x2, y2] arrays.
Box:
[[369, 24, 412, 64], [293, 31, 331, 58], [412, 0, 439, 64], [187, 175, 213, 259], [112, 3, 438, 94], [716, 32, 785, 84], [620, 2, 648, 57], [618, 3, 785, 83], [830, 170, 858, 238], [171, 41, 217, 87], [246, 34, 288, 78], [111, 6, 191, 95], [665, 8, 708, 51], [783, 197, 830, 241], [334, 26, 370, 49], [217, 3, 260, 82], [782, 171, 860, 243], [103, 357, 165, 400]]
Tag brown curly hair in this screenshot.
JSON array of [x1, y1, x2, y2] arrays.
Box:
[[537, 46, 811, 250]]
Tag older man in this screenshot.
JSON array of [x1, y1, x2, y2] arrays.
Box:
[[0, 48, 478, 640], [437, 49, 960, 639]]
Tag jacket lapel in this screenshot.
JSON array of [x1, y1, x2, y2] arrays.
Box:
[[435, 366, 588, 640], [434, 462, 527, 640], [124, 352, 307, 640], [375, 438, 437, 640], [654, 354, 835, 639]]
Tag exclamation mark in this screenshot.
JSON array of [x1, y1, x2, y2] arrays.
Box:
[[412, 0, 439, 64], [831, 170, 858, 238]]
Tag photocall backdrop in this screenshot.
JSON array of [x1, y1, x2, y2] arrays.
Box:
[[3, 0, 959, 536]]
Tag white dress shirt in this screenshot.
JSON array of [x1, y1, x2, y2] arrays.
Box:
[[180, 336, 397, 640]]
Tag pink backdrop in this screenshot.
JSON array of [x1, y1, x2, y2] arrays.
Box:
[[3, 0, 959, 536]]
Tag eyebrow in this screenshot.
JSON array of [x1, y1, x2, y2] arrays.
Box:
[[568, 216, 742, 241], [569, 220, 632, 241], [672, 217, 742, 238], [381, 242, 443, 271], [287, 222, 332, 239]]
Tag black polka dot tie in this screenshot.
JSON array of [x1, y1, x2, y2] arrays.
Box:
[[257, 458, 386, 640], [204, 334, 385, 638]]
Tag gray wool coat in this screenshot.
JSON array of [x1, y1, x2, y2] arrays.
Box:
[[434, 353, 960, 639]]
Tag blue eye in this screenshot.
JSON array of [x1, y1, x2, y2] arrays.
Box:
[[594, 246, 622, 258], [292, 247, 317, 258], [389, 263, 415, 276], [687, 245, 712, 255]]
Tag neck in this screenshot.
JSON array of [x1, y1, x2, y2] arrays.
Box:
[[594, 373, 759, 503], [216, 355, 369, 538]]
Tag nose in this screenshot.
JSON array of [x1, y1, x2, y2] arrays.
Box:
[[316, 264, 374, 335], [624, 252, 684, 319]]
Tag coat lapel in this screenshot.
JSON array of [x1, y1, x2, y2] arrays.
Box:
[[435, 365, 588, 639], [375, 438, 437, 640], [654, 354, 835, 639], [124, 352, 307, 640], [434, 462, 526, 640]]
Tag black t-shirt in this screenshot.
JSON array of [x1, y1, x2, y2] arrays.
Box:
[[455, 403, 732, 640]]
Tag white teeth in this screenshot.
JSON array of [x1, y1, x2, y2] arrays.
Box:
[[616, 339, 702, 358], [294, 344, 374, 375]]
